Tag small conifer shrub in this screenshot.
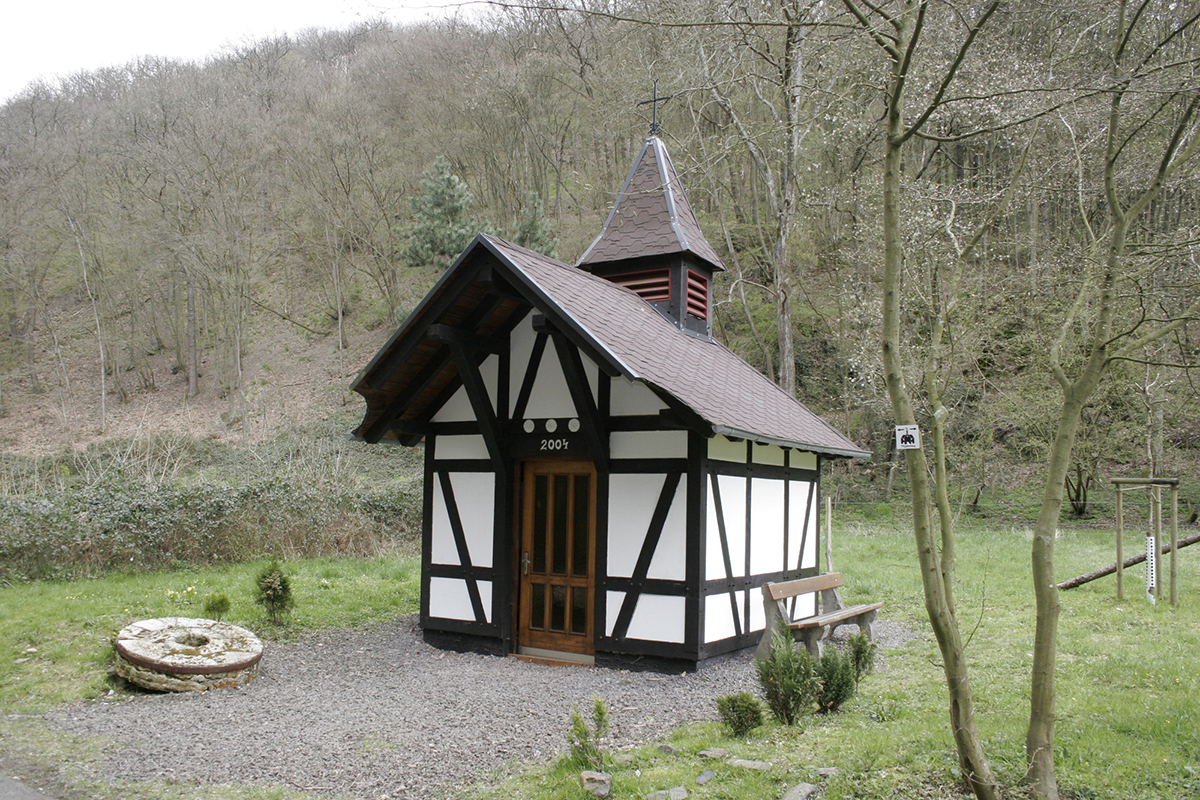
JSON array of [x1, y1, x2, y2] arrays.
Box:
[[566, 696, 610, 769], [716, 692, 764, 737], [755, 624, 818, 725], [254, 561, 294, 624], [202, 592, 231, 621], [847, 631, 878, 684], [816, 645, 857, 713]]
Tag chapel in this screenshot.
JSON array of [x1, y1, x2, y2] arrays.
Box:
[[351, 132, 869, 669]]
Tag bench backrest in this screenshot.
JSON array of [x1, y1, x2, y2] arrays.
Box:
[[764, 572, 844, 601]]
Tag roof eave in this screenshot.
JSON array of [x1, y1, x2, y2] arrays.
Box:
[[709, 425, 872, 460]]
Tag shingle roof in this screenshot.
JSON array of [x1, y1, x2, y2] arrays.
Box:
[[478, 235, 866, 457], [578, 137, 726, 272]]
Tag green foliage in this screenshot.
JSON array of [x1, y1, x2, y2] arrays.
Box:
[[0, 423, 423, 583], [404, 156, 482, 268], [566, 696, 610, 769], [716, 692, 764, 737], [848, 631, 878, 684], [816, 645, 857, 713], [755, 625, 819, 725], [202, 592, 231, 621], [254, 561, 294, 624], [512, 192, 557, 258]]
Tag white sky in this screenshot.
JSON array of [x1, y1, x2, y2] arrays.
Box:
[[1, 0, 452, 104]]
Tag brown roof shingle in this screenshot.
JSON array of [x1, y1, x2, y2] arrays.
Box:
[[485, 236, 866, 457], [578, 137, 726, 272]]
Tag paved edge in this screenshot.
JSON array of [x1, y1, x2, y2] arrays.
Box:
[[0, 774, 53, 799]]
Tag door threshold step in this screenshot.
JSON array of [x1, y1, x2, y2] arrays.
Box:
[[514, 647, 595, 666]]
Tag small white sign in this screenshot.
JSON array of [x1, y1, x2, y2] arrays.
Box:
[[895, 425, 921, 450], [1146, 535, 1158, 605]]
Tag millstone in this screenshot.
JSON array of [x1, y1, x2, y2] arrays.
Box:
[[114, 617, 263, 692]]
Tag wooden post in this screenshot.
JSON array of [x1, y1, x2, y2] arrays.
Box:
[[824, 495, 833, 574], [1170, 484, 1179, 607], [1115, 488, 1124, 601]]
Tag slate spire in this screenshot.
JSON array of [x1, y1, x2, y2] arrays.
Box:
[[577, 136, 726, 273]]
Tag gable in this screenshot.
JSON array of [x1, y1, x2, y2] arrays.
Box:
[[351, 234, 868, 459]]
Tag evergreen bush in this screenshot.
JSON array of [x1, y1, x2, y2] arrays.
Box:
[[847, 630, 878, 683], [254, 561, 294, 624], [202, 592, 231, 621], [755, 624, 819, 725], [566, 696, 610, 769], [816, 646, 857, 713], [716, 692, 764, 737]]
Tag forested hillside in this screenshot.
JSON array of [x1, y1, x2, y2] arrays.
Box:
[[2, 2, 1197, 506]]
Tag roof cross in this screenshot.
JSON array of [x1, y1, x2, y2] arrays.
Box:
[[637, 79, 673, 137]]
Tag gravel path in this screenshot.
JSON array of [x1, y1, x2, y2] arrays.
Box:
[[49, 617, 764, 799]]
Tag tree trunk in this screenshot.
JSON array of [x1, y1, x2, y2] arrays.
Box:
[[879, 37, 997, 797], [186, 266, 198, 400]]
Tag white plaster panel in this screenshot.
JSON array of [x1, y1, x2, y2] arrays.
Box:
[[626, 594, 686, 643], [750, 478, 786, 576], [526, 339, 576, 419], [430, 473, 494, 567], [790, 450, 818, 470], [791, 592, 817, 619], [429, 577, 492, 623], [508, 314, 537, 417], [704, 594, 734, 642], [647, 475, 687, 581], [752, 442, 786, 466], [610, 430, 688, 460], [717, 474, 747, 576], [610, 376, 666, 416], [433, 384, 474, 423], [605, 591, 625, 637], [705, 482, 724, 582], [607, 474, 665, 578], [788, 480, 817, 571], [749, 588, 766, 632], [430, 477, 459, 565], [707, 435, 747, 463], [451, 473, 494, 568], [435, 435, 490, 461], [704, 590, 745, 643], [431, 354, 499, 424]]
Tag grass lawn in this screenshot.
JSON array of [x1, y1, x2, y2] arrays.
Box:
[[1, 520, 1197, 799]]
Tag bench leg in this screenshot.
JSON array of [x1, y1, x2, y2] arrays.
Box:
[[756, 595, 783, 660], [798, 627, 824, 660], [858, 608, 879, 641]]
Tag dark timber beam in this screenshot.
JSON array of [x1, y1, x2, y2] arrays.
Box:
[[363, 347, 452, 443], [446, 340, 503, 464], [428, 323, 507, 355], [552, 334, 608, 471], [362, 265, 482, 392]]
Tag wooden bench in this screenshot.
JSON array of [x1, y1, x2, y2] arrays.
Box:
[[754, 573, 883, 660]]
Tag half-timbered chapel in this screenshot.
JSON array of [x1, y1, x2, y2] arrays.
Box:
[[351, 134, 869, 670]]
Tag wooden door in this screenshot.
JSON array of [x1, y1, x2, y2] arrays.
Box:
[[518, 460, 596, 655]]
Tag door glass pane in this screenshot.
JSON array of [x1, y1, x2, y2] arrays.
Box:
[[533, 475, 548, 573], [530, 583, 545, 630], [551, 585, 566, 631], [570, 587, 587, 635], [552, 475, 569, 575], [573, 474, 590, 577]]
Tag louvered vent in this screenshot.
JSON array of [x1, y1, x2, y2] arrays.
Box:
[[686, 270, 709, 320], [612, 269, 671, 303]]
